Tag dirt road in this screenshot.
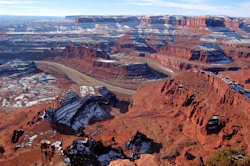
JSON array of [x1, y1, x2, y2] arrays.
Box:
[[36, 61, 136, 95]]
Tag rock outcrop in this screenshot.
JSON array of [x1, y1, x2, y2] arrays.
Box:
[[44, 90, 114, 134]]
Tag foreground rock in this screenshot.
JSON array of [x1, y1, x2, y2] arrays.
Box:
[[64, 139, 127, 166], [64, 137, 160, 166]]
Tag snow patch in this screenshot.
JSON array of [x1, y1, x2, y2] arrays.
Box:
[[80, 86, 95, 97]]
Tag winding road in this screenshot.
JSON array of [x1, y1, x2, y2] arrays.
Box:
[[36, 61, 136, 95]]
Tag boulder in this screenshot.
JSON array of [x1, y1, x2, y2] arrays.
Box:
[[185, 151, 196, 160], [206, 115, 225, 135], [126, 131, 162, 154], [0, 146, 5, 154], [11, 129, 24, 144], [98, 86, 117, 106]]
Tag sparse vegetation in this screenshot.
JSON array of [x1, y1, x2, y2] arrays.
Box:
[[206, 147, 250, 166]]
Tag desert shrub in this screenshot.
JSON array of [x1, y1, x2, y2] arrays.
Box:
[[206, 147, 250, 166]]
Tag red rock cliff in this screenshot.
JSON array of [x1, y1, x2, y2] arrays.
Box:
[[86, 71, 250, 166]]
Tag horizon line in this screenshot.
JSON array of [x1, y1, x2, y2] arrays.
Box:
[[0, 14, 249, 19]]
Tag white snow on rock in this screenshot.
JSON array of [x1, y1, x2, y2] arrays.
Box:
[[64, 158, 71, 163], [26, 97, 57, 107], [225, 39, 250, 44], [52, 141, 62, 149], [0, 72, 59, 108], [26, 134, 38, 146], [41, 139, 51, 145], [80, 86, 95, 97], [200, 37, 217, 43], [96, 58, 118, 63]]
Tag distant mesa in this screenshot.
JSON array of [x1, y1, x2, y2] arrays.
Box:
[[0, 60, 41, 79]]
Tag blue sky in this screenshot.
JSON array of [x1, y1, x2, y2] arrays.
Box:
[[0, 0, 249, 17]]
